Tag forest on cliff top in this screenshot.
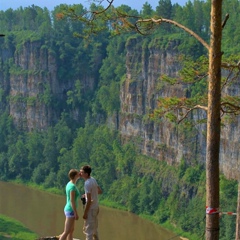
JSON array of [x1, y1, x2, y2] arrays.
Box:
[[0, 0, 240, 239]]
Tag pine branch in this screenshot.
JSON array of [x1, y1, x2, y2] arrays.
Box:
[[178, 105, 208, 123], [135, 17, 210, 51]]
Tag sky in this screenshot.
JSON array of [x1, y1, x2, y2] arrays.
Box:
[[0, 0, 188, 12]]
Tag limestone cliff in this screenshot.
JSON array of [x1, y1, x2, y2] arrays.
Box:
[[1, 39, 97, 131], [120, 36, 240, 180], [9, 40, 59, 131], [1, 36, 239, 180]]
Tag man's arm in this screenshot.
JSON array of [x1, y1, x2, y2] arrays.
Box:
[[83, 192, 91, 220]]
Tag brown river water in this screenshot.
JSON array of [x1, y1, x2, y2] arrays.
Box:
[[0, 181, 181, 240]]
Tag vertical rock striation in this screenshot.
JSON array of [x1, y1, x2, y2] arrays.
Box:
[[9, 40, 59, 131], [120, 36, 240, 180], [1, 36, 240, 180]]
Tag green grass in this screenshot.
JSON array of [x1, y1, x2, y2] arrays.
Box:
[[0, 214, 38, 240]]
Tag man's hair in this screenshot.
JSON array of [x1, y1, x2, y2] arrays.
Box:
[[68, 169, 79, 180], [81, 165, 92, 176]]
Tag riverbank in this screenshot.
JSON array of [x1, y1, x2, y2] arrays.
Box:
[[100, 198, 193, 240], [5, 180, 192, 239], [0, 214, 38, 240]]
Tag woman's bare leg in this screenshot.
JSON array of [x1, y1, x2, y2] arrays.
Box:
[[59, 217, 75, 240]]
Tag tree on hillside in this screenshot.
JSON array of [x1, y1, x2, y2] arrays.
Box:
[[205, 1, 222, 239], [59, 0, 240, 239]]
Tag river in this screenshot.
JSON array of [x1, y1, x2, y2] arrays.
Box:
[[0, 181, 181, 240]]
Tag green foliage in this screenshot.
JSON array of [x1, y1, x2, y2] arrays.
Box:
[[72, 124, 97, 166], [41, 83, 52, 106], [141, 2, 154, 18], [182, 164, 202, 184], [0, 152, 8, 181], [97, 82, 120, 115], [26, 96, 37, 106], [66, 79, 82, 107], [219, 175, 238, 239], [0, 112, 17, 153], [8, 137, 29, 179], [42, 127, 58, 171], [31, 163, 48, 184], [220, 175, 237, 201], [1, 2, 240, 239], [54, 113, 74, 151], [178, 158, 187, 178], [0, 110, 238, 239], [26, 131, 44, 170], [56, 148, 74, 189]]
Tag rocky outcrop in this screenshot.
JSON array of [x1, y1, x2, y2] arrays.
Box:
[[2, 36, 240, 180], [8, 40, 60, 131], [120, 36, 240, 180], [1, 39, 97, 131]]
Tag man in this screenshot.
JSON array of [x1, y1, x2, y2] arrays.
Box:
[[80, 165, 102, 240]]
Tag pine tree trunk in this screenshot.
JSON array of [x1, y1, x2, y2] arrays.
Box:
[[205, 0, 222, 239]]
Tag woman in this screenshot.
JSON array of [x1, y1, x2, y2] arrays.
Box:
[[59, 169, 80, 240]]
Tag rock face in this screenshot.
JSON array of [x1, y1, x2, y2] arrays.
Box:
[[9, 40, 59, 131], [120, 36, 240, 180], [1, 37, 240, 180], [220, 83, 240, 180], [1, 39, 96, 131]]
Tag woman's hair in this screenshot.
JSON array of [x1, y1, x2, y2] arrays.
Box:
[[80, 165, 92, 176], [68, 169, 79, 180]]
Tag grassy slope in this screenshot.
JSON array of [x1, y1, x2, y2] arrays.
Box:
[[0, 214, 38, 240]]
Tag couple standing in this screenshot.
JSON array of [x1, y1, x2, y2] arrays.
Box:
[[59, 165, 102, 240]]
